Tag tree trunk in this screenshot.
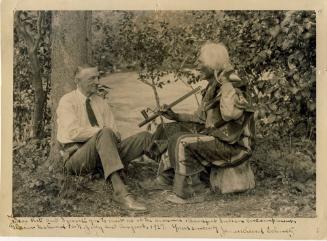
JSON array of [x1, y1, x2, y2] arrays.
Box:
[[15, 11, 47, 139], [29, 53, 46, 139], [47, 11, 92, 168]]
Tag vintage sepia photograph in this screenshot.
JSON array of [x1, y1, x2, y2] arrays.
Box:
[[11, 10, 316, 219]]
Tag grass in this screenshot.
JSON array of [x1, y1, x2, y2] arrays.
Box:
[[12, 72, 316, 217]]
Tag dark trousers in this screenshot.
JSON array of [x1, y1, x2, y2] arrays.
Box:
[[64, 127, 152, 180]]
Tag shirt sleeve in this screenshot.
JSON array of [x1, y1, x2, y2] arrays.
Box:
[[220, 82, 244, 121], [102, 101, 119, 134], [174, 104, 205, 123], [56, 97, 101, 143]]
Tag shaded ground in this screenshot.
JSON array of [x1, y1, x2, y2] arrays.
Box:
[[12, 72, 316, 217]]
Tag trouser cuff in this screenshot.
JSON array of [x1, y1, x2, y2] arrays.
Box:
[[104, 163, 125, 180]]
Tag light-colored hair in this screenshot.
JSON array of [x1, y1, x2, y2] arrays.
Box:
[[199, 42, 232, 71]]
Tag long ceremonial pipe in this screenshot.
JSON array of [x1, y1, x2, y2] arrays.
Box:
[[138, 86, 202, 127]]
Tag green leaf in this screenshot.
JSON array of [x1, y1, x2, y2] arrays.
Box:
[[282, 40, 291, 50], [290, 87, 299, 95], [307, 102, 315, 112], [269, 103, 278, 111], [257, 81, 265, 89], [267, 114, 277, 123]]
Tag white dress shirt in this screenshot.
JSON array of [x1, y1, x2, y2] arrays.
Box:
[[56, 88, 118, 144]]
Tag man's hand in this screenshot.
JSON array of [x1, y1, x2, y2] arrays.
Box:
[[159, 104, 178, 121], [96, 84, 110, 98]]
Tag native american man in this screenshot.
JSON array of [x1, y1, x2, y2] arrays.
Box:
[[142, 43, 255, 203]]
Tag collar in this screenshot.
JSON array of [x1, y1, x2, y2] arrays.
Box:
[[75, 88, 88, 102]]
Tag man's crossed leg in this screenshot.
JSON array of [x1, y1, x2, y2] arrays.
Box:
[[64, 127, 152, 212]]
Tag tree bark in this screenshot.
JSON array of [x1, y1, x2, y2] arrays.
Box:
[[48, 11, 92, 168], [29, 53, 46, 138], [15, 11, 46, 139]]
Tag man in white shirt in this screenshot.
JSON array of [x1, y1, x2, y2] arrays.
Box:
[[56, 65, 152, 212]]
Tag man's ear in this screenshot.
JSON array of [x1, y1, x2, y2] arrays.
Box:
[[74, 66, 83, 80], [75, 66, 84, 79], [74, 77, 79, 85], [79, 67, 85, 76]]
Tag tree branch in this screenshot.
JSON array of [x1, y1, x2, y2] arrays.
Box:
[[139, 77, 154, 87], [15, 12, 35, 51], [149, 78, 164, 123], [179, 55, 189, 70], [32, 11, 44, 52], [15, 12, 28, 40], [176, 55, 200, 106]]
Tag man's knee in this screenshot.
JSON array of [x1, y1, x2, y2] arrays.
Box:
[[135, 131, 153, 152], [138, 131, 152, 142], [101, 127, 115, 134], [97, 127, 116, 139]]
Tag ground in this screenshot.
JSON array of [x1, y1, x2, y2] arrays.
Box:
[[12, 72, 316, 217]]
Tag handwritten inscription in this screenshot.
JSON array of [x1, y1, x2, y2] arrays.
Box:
[[7, 216, 296, 238]]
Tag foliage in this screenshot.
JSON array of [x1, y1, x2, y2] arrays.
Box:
[[13, 11, 52, 143], [13, 10, 316, 141], [14, 10, 316, 141], [93, 11, 202, 116], [251, 136, 315, 181], [12, 11, 316, 218], [218, 11, 316, 137], [92, 10, 316, 137]]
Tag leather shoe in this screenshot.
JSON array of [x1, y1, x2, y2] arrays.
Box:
[[112, 192, 147, 212]]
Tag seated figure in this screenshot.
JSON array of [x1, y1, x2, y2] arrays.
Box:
[[56, 65, 154, 212], [143, 42, 256, 203]]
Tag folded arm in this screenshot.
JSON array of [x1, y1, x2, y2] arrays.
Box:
[[57, 98, 101, 143]]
